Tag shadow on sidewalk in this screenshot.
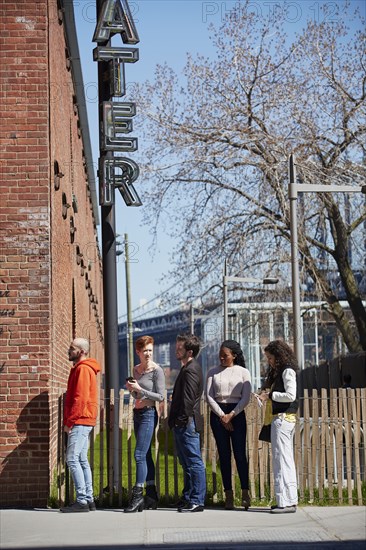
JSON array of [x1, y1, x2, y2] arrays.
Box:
[[13, 542, 366, 550]]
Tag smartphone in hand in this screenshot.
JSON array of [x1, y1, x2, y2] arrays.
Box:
[[253, 393, 263, 407]]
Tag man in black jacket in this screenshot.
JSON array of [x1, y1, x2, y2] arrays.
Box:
[[168, 334, 206, 512]]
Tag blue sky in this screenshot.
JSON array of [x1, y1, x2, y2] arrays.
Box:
[[74, 0, 215, 320], [74, 0, 365, 320]]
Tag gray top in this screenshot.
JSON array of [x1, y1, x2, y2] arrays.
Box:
[[133, 363, 165, 407]]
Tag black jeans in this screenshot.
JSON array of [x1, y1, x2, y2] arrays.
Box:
[[210, 403, 249, 491]]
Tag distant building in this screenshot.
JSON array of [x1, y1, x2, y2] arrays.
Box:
[[118, 307, 202, 390], [118, 298, 363, 395], [201, 300, 358, 391]]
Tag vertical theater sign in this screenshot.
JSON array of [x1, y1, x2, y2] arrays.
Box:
[[93, 0, 141, 483], [93, 0, 141, 207]]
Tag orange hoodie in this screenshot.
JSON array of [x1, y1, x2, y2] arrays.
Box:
[[63, 358, 101, 428]]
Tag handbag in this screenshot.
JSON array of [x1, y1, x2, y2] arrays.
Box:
[[258, 423, 271, 442], [258, 398, 272, 442]]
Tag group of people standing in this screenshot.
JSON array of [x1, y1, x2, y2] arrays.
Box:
[[61, 334, 299, 515], [125, 333, 206, 513]]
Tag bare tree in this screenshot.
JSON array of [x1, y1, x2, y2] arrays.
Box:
[[133, 1, 366, 351]]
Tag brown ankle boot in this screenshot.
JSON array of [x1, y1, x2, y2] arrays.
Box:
[[242, 489, 250, 511], [225, 490, 234, 510]]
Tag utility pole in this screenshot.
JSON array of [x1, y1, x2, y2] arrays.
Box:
[[223, 259, 228, 339], [125, 234, 134, 376], [190, 303, 194, 334]]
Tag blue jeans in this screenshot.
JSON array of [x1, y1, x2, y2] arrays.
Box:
[[173, 419, 206, 506], [66, 425, 93, 504], [133, 407, 158, 485], [210, 403, 249, 490]]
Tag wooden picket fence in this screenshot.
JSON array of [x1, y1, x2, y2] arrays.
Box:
[[59, 388, 366, 506]]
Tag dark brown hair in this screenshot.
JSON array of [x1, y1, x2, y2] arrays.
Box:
[[263, 340, 298, 386], [176, 334, 201, 358]]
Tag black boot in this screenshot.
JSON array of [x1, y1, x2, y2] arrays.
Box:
[[124, 486, 144, 513], [145, 485, 158, 510]]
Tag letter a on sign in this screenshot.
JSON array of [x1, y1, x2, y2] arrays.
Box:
[[93, 0, 139, 45]]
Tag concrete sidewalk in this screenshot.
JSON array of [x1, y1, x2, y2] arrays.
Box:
[[1, 506, 365, 550]]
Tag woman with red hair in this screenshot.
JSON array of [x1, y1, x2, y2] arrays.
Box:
[[124, 335, 165, 512]]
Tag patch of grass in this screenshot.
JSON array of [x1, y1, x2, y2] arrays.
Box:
[[91, 429, 225, 507], [78, 430, 366, 508], [299, 484, 366, 506], [48, 469, 59, 509]]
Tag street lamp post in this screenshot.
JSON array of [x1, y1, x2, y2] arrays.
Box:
[[223, 260, 279, 339], [288, 157, 303, 369], [288, 154, 365, 369]]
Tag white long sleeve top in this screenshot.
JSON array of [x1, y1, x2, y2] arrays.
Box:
[[271, 368, 297, 402], [206, 364, 252, 418]]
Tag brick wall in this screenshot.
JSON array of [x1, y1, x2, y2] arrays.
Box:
[[0, 0, 104, 508]]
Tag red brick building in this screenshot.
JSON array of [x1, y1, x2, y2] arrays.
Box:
[[0, 0, 104, 507]]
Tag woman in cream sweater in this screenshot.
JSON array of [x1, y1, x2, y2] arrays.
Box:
[[206, 339, 252, 510]]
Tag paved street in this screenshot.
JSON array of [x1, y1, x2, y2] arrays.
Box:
[[1, 506, 365, 549]]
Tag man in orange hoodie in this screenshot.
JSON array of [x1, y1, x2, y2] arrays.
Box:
[[60, 338, 101, 513]]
